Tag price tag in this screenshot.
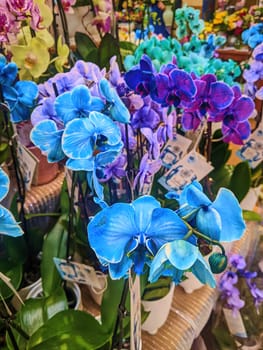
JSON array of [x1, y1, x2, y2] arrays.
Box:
[[129, 274, 142, 350], [16, 141, 39, 190], [158, 151, 214, 193], [160, 134, 192, 169], [223, 308, 247, 339], [53, 258, 102, 289], [236, 128, 263, 168]]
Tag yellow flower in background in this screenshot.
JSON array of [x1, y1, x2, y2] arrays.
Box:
[[213, 11, 227, 24], [10, 36, 50, 80], [51, 36, 70, 73], [34, 0, 53, 28], [204, 22, 214, 33]]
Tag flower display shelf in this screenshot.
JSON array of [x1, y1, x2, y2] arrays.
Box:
[[216, 47, 251, 63]]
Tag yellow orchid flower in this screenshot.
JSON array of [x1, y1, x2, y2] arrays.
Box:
[[50, 36, 70, 73], [34, 0, 53, 28], [10, 36, 50, 80]]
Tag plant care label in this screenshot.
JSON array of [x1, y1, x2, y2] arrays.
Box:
[[236, 127, 263, 168], [160, 134, 192, 169], [158, 150, 214, 193], [16, 141, 39, 190], [53, 258, 102, 289], [223, 308, 247, 339], [129, 274, 142, 350]]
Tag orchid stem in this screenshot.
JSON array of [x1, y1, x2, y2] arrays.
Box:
[[183, 221, 226, 256]]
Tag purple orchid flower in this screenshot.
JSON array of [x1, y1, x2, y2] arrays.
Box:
[[157, 109, 176, 145], [133, 153, 162, 193], [131, 97, 161, 130], [152, 64, 197, 108], [141, 127, 160, 160], [31, 97, 62, 127], [98, 154, 127, 182], [209, 86, 254, 145], [252, 43, 263, 62], [243, 61, 263, 84], [187, 74, 234, 115], [0, 7, 18, 42], [124, 55, 156, 97]]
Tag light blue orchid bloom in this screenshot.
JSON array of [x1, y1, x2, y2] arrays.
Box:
[[54, 85, 104, 125], [88, 196, 189, 279], [176, 181, 246, 242], [99, 78, 130, 124], [30, 120, 65, 162], [62, 111, 122, 160], [3, 81, 38, 123], [149, 240, 216, 287], [0, 168, 23, 237]]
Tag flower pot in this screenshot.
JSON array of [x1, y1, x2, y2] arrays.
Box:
[[26, 279, 83, 310], [141, 283, 175, 335], [27, 146, 59, 186], [11, 278, 42, 311], [87, 272, 108, 306]]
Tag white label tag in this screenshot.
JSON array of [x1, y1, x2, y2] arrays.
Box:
[[53, 258, 102, 289], [223, 308, 247, 338], [160, 134, 192, 169], [158, 151, 214, 193], [129, 274, 142, 350], [236, 127, 263, 168], [16, 141, 39, 190]]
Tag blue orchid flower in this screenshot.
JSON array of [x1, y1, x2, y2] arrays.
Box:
[[3, 81, 38, 123], [149, 240, 216, 287], [99, 78, 130, 123], [88, 196, 188, 279], [124, 55, 156, 97], [0, 168, 23, 237], [0, 54, 18, 86], [62, 111, 122, 160], [30, 120, 65, 162], [241, 23, 263, 49], [55, 85, 104, 125], [176, 181, 246, 242]]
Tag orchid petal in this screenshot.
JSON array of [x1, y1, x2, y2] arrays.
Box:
[[165, 240, 199, 270], [88, 203, 138, 263], [132, 196, 160, 233], [209, 82, 234, 110], [0, 205, 23, 237], [0, 168, 9, 201]]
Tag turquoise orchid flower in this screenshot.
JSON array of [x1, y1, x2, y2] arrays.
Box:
[[88, 196, 188, 279], [176, 181, 246, 242], [0, 168, 23, 237], [54, 85, 104, 124], [3, 80, 38, 123], [99, 78, 130, 123], [149, 240, 216, 287]]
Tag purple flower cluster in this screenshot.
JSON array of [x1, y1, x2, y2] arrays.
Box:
[[125, 55, 255, 145], [219, 254, 263, 315], [0, 0, 42, 42]]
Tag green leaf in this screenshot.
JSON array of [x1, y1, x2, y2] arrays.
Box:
[[211, 142, 231, 169], [28, 310, 110, 350], [242, 210, 262, 222], [60, 179, 70, 215], [119, 41, 137, 59], [209, 165, 233, 195], [98, 33, 123, 70], [75, 32, 97, 61], [41, 215, 68, 296], [3, 235, 27, 264], [229, 162, 251, 202], [0, 259, 22, 299], [6, 287, 68, 350], [100, 277, 125, 334]]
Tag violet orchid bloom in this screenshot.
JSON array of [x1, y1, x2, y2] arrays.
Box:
[[6, 0, 33, 19], [133, 153, 162, 193], [152, 64, 197, 108], [209, 86, 254, 145], [98, 154, 127, 183], [185, 74, 234, 117], [31, 97, 59, 126], [157, 109, 176, 145], [252, 43, 263, 62], [141, 128, 160, 160], [243, 61, 263, 84], [131, 97, 161, 130], [124, 55, 156, 97]]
